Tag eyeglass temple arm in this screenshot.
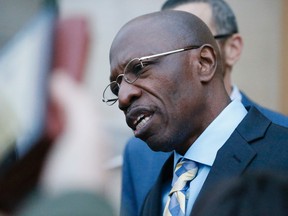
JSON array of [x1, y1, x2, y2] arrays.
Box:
[[139, 45, 201, 61], [102, 98, 118, 103]]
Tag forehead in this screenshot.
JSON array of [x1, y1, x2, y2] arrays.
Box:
[[173, 2, 216, 35], [109, 19, 183, 72]]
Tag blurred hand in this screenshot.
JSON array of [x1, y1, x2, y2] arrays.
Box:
[[40, 71, 110, 196]]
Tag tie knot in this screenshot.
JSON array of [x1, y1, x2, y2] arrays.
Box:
[[175, 159, 198, 178], [170, 159, 198, 193]]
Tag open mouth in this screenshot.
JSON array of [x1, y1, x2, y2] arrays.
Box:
[[126, 106, 155, 136], [134, 114, 152, 132]]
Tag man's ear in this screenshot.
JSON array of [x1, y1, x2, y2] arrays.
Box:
[[223, 33, 243, 66], [198, 44, 217, 82]]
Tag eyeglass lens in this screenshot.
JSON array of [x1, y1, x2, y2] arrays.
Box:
[[102, 82, 119, 105], [124, 58, 144, 83], [103, 58, 144, 105]]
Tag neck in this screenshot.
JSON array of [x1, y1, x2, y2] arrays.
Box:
[[176, 82, 231, 156]]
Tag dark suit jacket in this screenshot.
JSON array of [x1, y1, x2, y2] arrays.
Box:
[[120, 93, 288, 216], [140, 107, 288, 216]]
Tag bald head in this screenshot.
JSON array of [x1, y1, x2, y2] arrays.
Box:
[[110, 10, 220, 64]]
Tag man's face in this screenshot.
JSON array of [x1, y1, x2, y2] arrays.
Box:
[[109, 22, 206, 154]]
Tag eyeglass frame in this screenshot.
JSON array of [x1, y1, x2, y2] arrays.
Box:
[[214, 31, 237, 40], [102, 45, 201, 105], [102, 32, 237, 106]]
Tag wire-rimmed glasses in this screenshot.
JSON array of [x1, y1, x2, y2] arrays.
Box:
[[102, 31, 237, 106], [102, 45, 201, 106]]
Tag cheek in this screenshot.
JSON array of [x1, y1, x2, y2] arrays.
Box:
[[167, 71, 197, 104], [148, 59, 198, 108], [157, 75, 196, 122], [156, 75, 184, 104]]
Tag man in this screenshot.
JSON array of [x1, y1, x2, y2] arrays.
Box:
[[105, 10, 288, 216], [120, 1, 288, 215]]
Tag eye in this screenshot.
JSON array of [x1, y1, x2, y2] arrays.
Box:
[[124, 58, 153, 83], [134, 63, 144, 75], [127, 60, 145, 76]]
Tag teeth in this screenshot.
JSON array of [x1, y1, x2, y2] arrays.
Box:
[[137, 114, 144, 123], [133, 114, 144, 126], [136, 116, 151, 131]]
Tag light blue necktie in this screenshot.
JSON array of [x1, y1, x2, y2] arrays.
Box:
[[163, 159, 198, 216]]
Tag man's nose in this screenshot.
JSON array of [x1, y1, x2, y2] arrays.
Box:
[[118, 81, 141, 111]]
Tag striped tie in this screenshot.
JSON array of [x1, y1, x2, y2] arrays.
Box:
[[163, 159, 198, 216]]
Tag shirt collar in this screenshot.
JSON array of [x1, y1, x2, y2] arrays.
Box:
[[230, 84, 242, 101], [174, 100, 247, 167]]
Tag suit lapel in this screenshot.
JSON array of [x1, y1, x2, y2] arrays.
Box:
[[195, 107, 271, 208]]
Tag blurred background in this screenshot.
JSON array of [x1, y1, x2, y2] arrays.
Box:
[[0, 0, 287, 213]]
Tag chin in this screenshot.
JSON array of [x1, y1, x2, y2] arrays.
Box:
[[146, 139, 174, 153]]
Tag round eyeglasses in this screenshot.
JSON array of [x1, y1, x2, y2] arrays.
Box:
[[102, 45, 201, 106]]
